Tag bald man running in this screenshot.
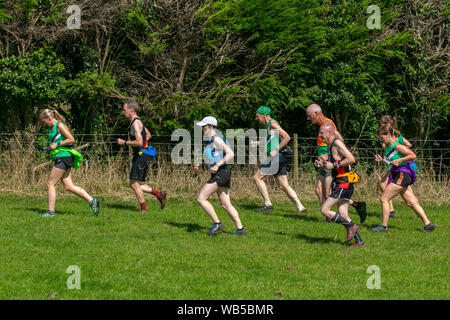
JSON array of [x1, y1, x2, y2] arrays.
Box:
[[306, 104, 367, 223], [314, 122, 365, 246]]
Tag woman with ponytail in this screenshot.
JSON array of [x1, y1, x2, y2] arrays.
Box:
[[39, 109, 101, 217], [372, 125, 435, 233], [375, 116, 415, 218]]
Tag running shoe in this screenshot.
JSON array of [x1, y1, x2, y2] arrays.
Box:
[[208, 222, 224, 235], [423, 223, 436, 232], [389, 211, 397, 218], [158, 191, 167, 210], [345, 224, 358, 242], [256, 204, 274, 212], [371, 224, 388, 232], [139, 208, 148, 213], [297, 208, 309, 214], [355, 202, 367, 223], [234, 228, 247, 236], [90, 198, 101, 216], [40, 211, 55, 217]]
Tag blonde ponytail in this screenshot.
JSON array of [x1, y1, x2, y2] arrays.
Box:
[[52, 110, 66, 122], [39, 108, 66, 123]]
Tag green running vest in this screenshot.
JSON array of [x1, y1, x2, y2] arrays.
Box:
[[384, 142, 408, 168], [48, 121, 71, 160], [266, 119, 280, 156]]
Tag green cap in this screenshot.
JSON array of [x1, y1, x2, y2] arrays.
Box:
[[256, 106, 271, 115]]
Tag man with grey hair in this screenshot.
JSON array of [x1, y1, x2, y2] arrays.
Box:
[[117, 99, 166, 213], [314, 121, 365, 246], [306, 104, 366, 223]]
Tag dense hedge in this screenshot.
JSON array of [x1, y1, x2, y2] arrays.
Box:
[[0, 0, 448, 143]]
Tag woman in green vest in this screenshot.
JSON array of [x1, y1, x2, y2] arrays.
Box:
[[376, 115, 415, 219], [39, 109, 100, 217], [372, 125, 435, 232]]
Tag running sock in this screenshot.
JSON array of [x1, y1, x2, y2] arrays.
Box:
[[349, 201, 357, 208], [354, 231, 364, 244], [140, 202, 147, 211], [332, 213, 354, 228], [342, 220, 355, 228], [89, 199, 94, 206], [151, 189, 161, 198]]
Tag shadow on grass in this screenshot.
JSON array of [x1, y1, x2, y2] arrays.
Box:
[[237, 203, 261, 212], [102, 202, 137, 211], [280, 213, 323, 223], [164, 222, 204, 233], [366, 224, 403, 231], [22, 207, 78, 215], [366, 211, 383, 218], [293, 232, 344, 245]]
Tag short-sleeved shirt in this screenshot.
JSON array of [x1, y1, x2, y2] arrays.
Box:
[[317, 118, 337, 156]]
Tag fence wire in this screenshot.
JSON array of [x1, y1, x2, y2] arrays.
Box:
[[0, 133, 448, 173]]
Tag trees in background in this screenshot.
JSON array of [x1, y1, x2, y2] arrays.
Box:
[[0, 0, 447, 142]]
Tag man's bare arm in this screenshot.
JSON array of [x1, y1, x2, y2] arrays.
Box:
[[270, 121, 291, 150], [334, 140, 355, 167], [128, 121, 143, 147], [335, 129, 344, 142]]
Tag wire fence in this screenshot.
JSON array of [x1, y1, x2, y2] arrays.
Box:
[[0, 133, 448, 174]]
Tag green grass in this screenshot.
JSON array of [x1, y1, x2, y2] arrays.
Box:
[[0, 194, 448, 300]]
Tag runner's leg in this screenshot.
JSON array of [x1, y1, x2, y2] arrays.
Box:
[[47, 167, 66, 211], [130, 180, 145, 205], [315, 175, 325, 204], [253, 169, 272, 205], [276, 175, 305, 210], [400, 186, 431, 226], [61, 169, 93, 203], [197, 182, 221, 223], [217, 187, 243, 229], [380, 182, 403, 226], [320, 196, 341, 219]]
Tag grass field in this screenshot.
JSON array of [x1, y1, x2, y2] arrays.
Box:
[[0, 193, 448, 300]]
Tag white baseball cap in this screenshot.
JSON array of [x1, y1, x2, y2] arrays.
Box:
[[195, 116, 218, 127]]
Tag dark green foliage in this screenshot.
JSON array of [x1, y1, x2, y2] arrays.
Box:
[[0, 0, 447, 142], [0, 48, 65, 131]]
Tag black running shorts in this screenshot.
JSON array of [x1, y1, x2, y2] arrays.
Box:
[[329, 180, 354, 201], [54, 156, 73, 171], [130, 153, 152, 182], [260, 153, 287, 176], [391, 171, 413, 187], [318, 168, 332, 177], [207, 167, 231, 188]]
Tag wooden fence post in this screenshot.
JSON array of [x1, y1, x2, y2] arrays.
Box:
[[293, 134, 299, 180]]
